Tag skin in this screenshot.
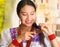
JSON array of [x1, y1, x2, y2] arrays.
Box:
[[19, 5, 36, 27], [8, 5, 60, 47]]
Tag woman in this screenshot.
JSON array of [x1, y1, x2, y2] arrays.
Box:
[[1, 0, 60, 47]]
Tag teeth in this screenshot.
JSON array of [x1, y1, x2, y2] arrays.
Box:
[[26, 21, 32, 23], [27, 22, 30, 23], [28, 21, 31, 22]]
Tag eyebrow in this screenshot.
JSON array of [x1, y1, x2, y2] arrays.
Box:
[[20, 12, 26, 13], [20, 11, 35, 13]]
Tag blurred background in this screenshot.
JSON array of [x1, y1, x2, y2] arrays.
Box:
[[0, 0, 60, 43]]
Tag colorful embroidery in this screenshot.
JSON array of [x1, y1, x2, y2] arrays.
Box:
[[10, 28, 18, 40]]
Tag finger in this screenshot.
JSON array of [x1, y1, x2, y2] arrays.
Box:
[[42, 27, 54, 35], [40, 23, 46, 27], [42, 27, 48, 32], [40, 23, 48, 27], [26, 36, 31, 40], [30, 32, 36, 35], [28, 34, 34, 38], [40, 23, 48, 30], [43, 26, 48, 29], [25, 34, 33, 40]]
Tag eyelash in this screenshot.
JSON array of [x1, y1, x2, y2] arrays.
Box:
[[31, 13, 34, 15], [22, 14, 27, 16], [22, 13, 35, 16]]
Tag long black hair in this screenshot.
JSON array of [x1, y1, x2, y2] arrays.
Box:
[[32, 23, 46, 47], [17, 0, 46, 47]]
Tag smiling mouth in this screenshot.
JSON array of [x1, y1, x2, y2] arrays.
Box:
[[26, 21, 32, 24]]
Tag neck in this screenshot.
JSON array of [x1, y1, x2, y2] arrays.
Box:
[[20, 24, 32, 32]]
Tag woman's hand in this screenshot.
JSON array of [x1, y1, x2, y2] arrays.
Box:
[[8, 30, 36, 47], [40, 23, 54, 35], [16, 31, 36, 43], [40, 23, 60, 47], [21, 31, 36, 40]]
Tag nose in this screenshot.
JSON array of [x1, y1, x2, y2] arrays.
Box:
[[27, 14, 31, 20]]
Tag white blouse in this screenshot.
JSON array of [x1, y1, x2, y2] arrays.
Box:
[[1, 28, 52, 47]]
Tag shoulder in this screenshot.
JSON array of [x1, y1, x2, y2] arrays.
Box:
[[1, 27, 17, 47], [1, 27, 18, 43], [2, 28, 10, 37], [2, 27, 17, 34], [1, 27, 18, 39]]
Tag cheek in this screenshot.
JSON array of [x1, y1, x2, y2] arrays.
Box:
[[32, 15, 36, 21], [21, 16, 26, 23]]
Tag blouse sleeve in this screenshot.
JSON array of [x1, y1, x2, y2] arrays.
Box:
[[1, 29, 12, 47]]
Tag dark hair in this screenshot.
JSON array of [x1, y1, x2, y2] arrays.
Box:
[[17, 0, 36, 17], [17, 0, 46, 47], [32, 23, 46, 47]]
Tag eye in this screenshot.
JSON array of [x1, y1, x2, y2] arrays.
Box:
[[31, 13, 35, 16], [22, 13, 27, 16], [31, 13, 34, 15], [30, 11, 35, 16]]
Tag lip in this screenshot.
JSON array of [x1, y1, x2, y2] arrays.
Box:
[[26, 20, 32, 24]]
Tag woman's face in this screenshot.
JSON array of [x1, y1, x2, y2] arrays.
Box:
[[19, 5, 36, 27]]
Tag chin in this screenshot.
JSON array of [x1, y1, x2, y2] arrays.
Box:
[[25, 24, 33, 27]]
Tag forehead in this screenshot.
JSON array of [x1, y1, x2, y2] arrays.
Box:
[[20, 5, 35, 13]]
